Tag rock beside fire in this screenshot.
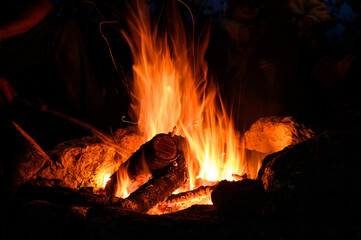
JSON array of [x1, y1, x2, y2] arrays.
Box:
[[35, 135, 123, 189], [35, 126, 145, 189], [211, 179, 266, 218], [257, 130, 361, 238], [244, 116, 315, 154]]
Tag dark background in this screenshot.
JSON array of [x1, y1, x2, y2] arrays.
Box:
[[3, 0, 360, 149]]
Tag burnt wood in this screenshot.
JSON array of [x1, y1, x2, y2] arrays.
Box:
[[16, 181, 139, 210], [163, 185, 217, 205], [124, 155, 188, 213], [105, 133, 179, 196]]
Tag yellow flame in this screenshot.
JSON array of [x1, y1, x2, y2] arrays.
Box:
[[102, 174, 111, 187], [115, 168, 131, 198], [122, 0, 247, 193]]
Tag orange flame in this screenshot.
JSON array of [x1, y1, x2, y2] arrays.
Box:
[[102, 174, 111, 188], [115, 167, 131, 198], [121, 0, 247, 195]]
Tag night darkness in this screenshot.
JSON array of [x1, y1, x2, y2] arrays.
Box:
[[1, 1, 361, 239]]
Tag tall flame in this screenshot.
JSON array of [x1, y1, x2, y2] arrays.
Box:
[[122, 0, 246, 191]]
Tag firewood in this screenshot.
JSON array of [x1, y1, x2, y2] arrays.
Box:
[[122, 155, 188, 213], [163, 185, 217, 205], [17, 183, 109, 206], [147, 185, 217, 214], [16, 181, 138, 209], [232, 173, 247, 181], [105, 133, 179, 196]]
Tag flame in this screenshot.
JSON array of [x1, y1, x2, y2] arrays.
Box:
[[102, 174, 111, 187], [120, 0, 247, 196], [115, 167, 131, 198], [121, 0, 247, 189]]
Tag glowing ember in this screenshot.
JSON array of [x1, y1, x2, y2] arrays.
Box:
[[115, 0, 252, 208]]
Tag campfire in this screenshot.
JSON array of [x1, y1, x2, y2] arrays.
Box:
[[102, 0, 257, 214], [2, 1, 361, 239], [3, 0, 315, 216]]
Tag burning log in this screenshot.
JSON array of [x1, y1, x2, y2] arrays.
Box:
[[232, 173, 248, 181], [163, 185, 217, 205], [122, 155, 188, 213], [148, 185, 217, 214], [18, 154, 187, 214], [105, 133, 179, 196]]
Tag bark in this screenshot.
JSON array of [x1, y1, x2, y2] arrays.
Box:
[[148, 185, 217, 214], [17, 182, 110, 206], [16, 181, 139, 210], [163, 185, 217, 205], [231, 173, 248, 181], [105, 133, 179, 196], [124, 155, 188, 213]]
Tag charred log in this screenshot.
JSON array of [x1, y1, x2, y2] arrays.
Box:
[[17, 184, 108, 206], [149, 185, 217, 214], [231, 173, 248, 181], [105, 133, 179, 196], [17, 183, 139, 211], [121, 155, 188, 213], [164, 185, 217, 205]]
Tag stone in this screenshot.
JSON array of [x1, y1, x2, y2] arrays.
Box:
[[257, 130, 361, 238], [244, 116, 315, 154], [211, 179, 266, 218], [37, 126, 146, 189]]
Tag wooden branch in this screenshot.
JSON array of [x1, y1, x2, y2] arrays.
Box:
[[163, 185, 217, 205], [17, 181, 139, 210], [105, 133, 179, 196], [232, 173, 248, 181], [18, 183, 110, 206], [124, 155, 188, 213]]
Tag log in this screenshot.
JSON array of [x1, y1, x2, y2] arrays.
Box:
[[121, 155, 188, 213], [163, 185, 217, 205], [16, 181, 139, 210], [105, 133, 179, 196], [232, 173, 247, 181], [148, 185, 217, 214]]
